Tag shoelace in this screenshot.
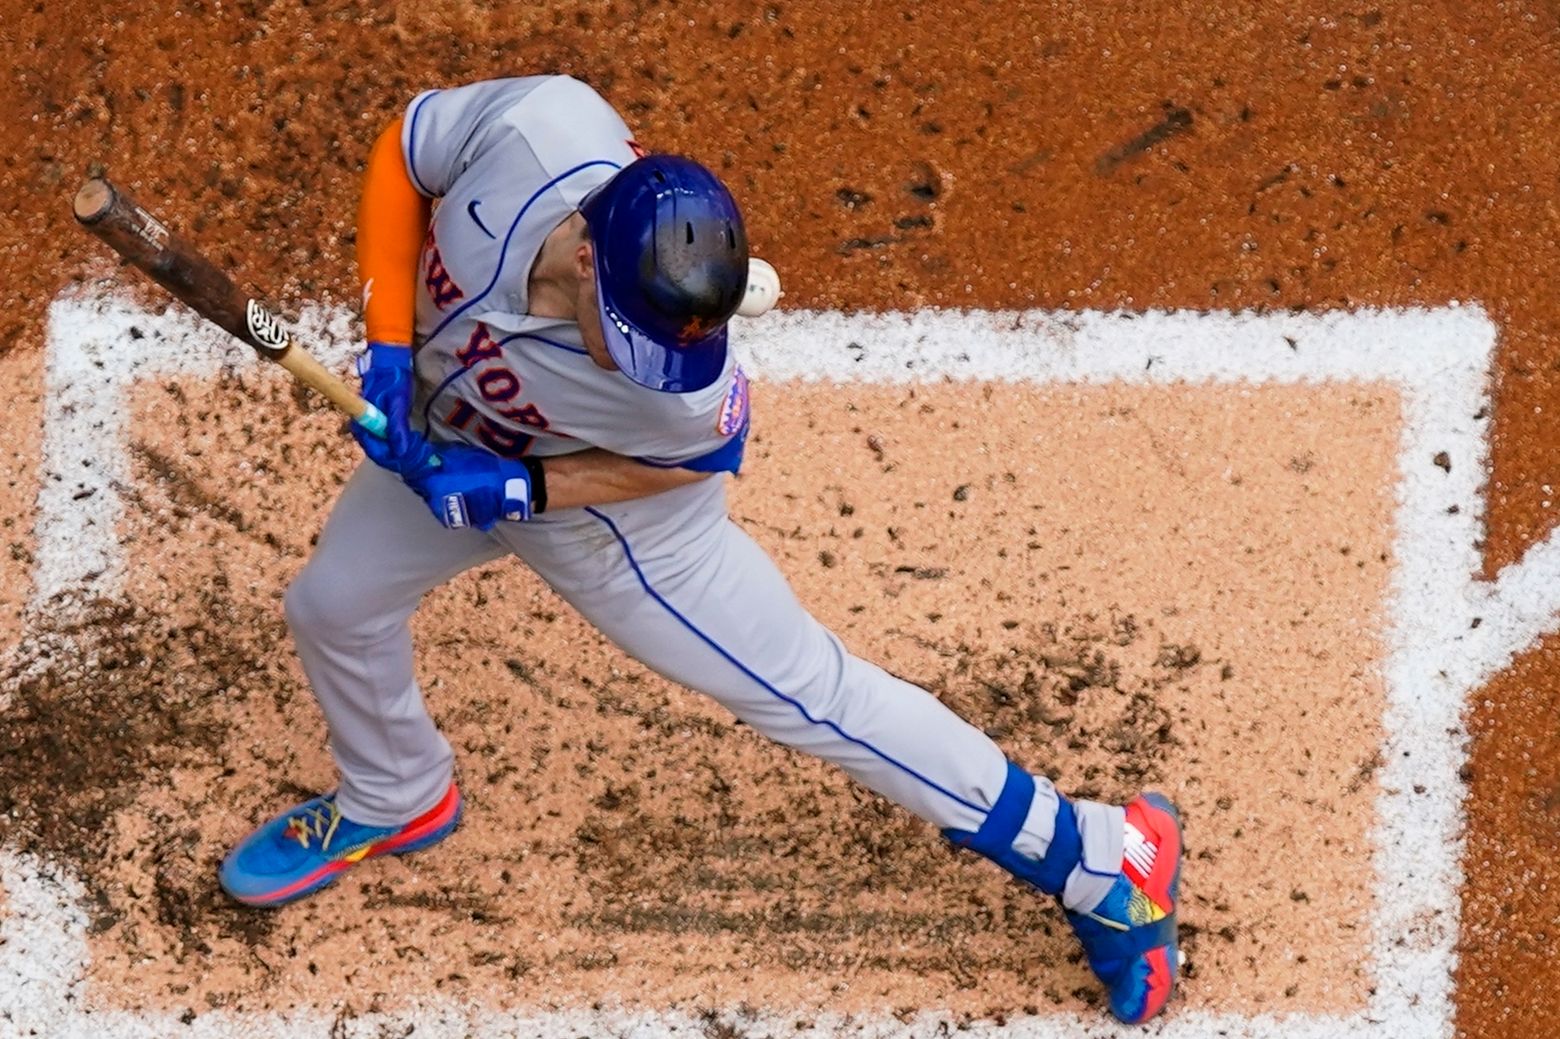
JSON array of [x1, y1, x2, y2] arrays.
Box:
[[1082, 907, 1132, 932], [284, 800, 344, 851], [1081, 832, 1162, 935]]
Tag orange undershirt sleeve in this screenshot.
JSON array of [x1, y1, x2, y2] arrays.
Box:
[[357, 117, 431, 347]]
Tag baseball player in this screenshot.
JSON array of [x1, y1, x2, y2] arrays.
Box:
[[217, 75, 1183, 1024]]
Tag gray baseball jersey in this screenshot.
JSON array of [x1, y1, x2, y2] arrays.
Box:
[[286, 75, 1125, 919], [404, 76, 745, 469]]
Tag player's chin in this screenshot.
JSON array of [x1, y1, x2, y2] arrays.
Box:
[[580, 331, 618, 371]]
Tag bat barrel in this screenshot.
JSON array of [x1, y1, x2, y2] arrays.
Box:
[[72, 173, 385, 435], [73, 176, 267, 351]]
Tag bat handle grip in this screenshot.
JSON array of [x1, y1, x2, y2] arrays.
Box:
[[352, 405, 443, 468], [354, 404, 389, 439]]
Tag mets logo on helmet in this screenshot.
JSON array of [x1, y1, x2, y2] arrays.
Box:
[[679, 314, 718, 343], [717, 367, 750, 436]]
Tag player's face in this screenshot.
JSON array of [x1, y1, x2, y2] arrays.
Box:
[[573, 241, 618, 372]]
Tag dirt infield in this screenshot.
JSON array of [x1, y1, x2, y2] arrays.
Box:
[[7, 297, 1493, 1038], [4, 356, 1400, 1023], [5, 2, 1560, 1036], [0, 353, 42, 656], [120, 378, 1400, 1017]]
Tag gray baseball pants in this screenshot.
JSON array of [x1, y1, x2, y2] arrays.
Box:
[[282, 463, 1123, 907]]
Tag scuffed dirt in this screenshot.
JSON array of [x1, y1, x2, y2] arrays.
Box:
[[0, 592, 278, 952], [567, 613, 1194, 986], [0, 378, 1387, 1024], [931, 615, 1182, 800]]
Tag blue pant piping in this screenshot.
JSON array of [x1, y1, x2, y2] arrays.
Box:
[[583, 507, 985, 817]]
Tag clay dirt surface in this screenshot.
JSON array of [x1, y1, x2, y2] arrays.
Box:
[[1, 375, 1398, 1021], [3, 1, 1559, 1036]]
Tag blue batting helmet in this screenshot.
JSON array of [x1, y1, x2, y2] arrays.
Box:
[[580, 155, 749, 393]]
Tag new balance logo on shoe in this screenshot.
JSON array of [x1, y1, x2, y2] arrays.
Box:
[[1123, 819, 1157, 878]]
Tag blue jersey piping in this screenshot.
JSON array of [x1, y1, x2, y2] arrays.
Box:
[[424, 159, 623, 344], [506, 332, 589, 356], [404, 91, 439, 197], [421, 331, 588, 429]]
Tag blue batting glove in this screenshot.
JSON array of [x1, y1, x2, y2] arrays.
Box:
[[404, 443, 534, 531], [350, 342, 439, 480]]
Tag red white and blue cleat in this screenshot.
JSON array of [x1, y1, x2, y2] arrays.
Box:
[[1065, 793, 1183, 1024], [219, 783, 462, 907]]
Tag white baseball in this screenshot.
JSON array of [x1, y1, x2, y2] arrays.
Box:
[[736, 257, 783, 318]]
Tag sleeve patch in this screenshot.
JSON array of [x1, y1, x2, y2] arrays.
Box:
[[717, 367, 750, 437]]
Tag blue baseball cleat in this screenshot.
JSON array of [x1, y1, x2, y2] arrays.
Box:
[[1065, 792, 1183, 1024], [220, 783, 462, 907]]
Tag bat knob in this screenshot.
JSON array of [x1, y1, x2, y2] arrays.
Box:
[[73, 179, 116, 224]]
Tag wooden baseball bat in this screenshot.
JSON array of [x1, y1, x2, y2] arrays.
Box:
[[71, 176, 388, 438]]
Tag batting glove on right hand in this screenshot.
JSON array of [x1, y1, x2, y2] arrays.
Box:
[[404, 443, 535, 531], [350, 342, 439, 481]]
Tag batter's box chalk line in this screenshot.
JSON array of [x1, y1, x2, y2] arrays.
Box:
[[5, 289, 1552, 1038]]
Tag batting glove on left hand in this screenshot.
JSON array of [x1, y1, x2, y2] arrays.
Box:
[[404, 443, 535, 531], [350, 342, 440, 481]]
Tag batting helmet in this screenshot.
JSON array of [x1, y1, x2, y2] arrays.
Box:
[[580, 155, 749, 393]]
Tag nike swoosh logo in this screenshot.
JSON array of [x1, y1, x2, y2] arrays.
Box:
[[467, 199, 496, 240]]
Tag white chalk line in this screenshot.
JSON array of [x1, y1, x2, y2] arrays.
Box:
[[28, 289, 360, 609], [4, 289, 1549, 1037]]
